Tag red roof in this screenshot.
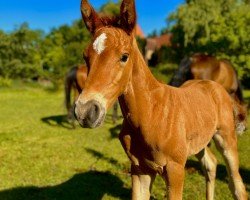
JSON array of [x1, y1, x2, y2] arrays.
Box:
[[135, 24, 145, 38], [146, 34, 172, 51]]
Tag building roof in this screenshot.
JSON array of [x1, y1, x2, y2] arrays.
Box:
[[146, 34, 172, 51], [135, 24, 145, 38]]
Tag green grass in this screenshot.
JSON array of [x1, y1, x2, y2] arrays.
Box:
[[0, 85, 249, 200]]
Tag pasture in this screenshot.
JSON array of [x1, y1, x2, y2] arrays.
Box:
[[0, 83, 249, 200]]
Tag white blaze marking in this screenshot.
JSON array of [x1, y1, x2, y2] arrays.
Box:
[[93, 33, 107, 54]]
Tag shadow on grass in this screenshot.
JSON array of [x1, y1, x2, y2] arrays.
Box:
[[0, 171, 130, 200], [186, 159, 250, 191], [84, 148, 129, 173], [109, 124, 122, 139], [104, 114, 123, 125], [41, 115, 75, 130], [41, 113, 123, 130], [85, 148, 120, 166]]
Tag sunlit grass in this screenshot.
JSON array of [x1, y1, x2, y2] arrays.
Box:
[[0, 85, 249, 199]]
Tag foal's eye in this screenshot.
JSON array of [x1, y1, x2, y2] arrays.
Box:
[[120, 54, 129, 63]]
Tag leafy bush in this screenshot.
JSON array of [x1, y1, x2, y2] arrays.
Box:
[[0, 77, 12, 87]]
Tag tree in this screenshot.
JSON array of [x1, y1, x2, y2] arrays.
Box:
[[99, 0, 121, 16], [40, 1, 121, 81], [40, 20, 91, 80], [168, 0, 250, 85], [0, 0, 125, 83], [0, 23, 44, 79]]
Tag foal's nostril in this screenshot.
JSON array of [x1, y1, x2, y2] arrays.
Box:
[[86, 102, 101, 124], [75, 100, 104, 128]]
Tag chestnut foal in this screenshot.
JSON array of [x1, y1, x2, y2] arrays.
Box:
[[75, 0, 247, 199]]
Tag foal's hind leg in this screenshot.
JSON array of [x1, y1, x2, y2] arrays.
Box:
[[213, 130, 247, 200], [196, 147, 217, 200]]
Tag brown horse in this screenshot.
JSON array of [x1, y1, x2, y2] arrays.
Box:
[[169, 54, 245, 105], [75, 0, 247, 199], [64, 64, 118, 125], [169, 54, 247, 133]]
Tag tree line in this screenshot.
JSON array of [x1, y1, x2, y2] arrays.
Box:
[[168, 0, 250, 87], [0, 21, 90, 83], [0, 0, 249, 87]]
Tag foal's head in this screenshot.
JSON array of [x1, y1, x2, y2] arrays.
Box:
[[75, 0, 137, 128]]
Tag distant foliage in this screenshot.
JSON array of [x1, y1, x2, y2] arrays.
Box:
[[2, 0, 249, 88], [168, 0, 250, 86], [0, 23, 43, 80], [0, 21, 91, 83], [99, 0, 121, 16], [0, 77, 12, 87], [41, 20, 91, 81], [0, 1, 123, 84]]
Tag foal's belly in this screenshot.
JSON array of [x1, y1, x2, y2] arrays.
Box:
[[186, 116, 217, 155], [187, 129, 216, 155]]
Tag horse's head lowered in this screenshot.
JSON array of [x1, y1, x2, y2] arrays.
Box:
[[75, 0, 137, 128], [169, 56, 193, 87]]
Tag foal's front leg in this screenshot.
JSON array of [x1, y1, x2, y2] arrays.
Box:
[[162, 161, 185, 200], [119, 121, 156, 199], [131, 165, 156, 200], [119, 121, 138, 165]]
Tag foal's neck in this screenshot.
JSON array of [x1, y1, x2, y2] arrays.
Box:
[[130, 39, 160, 91], [119, 39, 163, 127]]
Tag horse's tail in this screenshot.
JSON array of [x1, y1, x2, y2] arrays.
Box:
[[64, 66, 78, 113], [65, 74, 72, 113], [233, 98, 247, 135]]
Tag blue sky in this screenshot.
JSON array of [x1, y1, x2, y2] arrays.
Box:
[[0, 0, 184, 35]]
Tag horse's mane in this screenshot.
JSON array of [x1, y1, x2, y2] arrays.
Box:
[[192, 53, 214, 62]]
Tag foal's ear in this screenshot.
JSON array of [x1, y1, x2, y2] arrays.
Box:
[[81, 0, 103, 34], [120, 0, 137, 34]]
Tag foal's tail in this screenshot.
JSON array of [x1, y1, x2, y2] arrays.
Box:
[[65, 74, 72, 113], [233, 99, 247, 135]]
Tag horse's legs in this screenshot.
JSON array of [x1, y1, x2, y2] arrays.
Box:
[[213, 131, 247, 200], [196, 147, 217, 200], [68, 88, 80, 128], [131, 165, 156, 200], [162, 161, 185, 200], [112, 101, 118, 124]]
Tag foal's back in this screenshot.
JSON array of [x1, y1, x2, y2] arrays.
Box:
[[166, 79, 234, 155]]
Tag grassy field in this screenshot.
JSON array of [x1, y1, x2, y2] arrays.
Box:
[[0, 83, 249, 200]]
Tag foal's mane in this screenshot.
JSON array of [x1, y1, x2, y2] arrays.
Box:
[[99, 16, 120, 28], [98, 15, 135, 35]]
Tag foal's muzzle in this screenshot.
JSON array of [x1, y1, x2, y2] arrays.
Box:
[[74, 100, 106, 128]]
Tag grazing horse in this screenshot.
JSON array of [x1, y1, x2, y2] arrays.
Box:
[[64, 64, 118, 125], [169, 54, 245, 105], [75, 0, 247, 199]]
